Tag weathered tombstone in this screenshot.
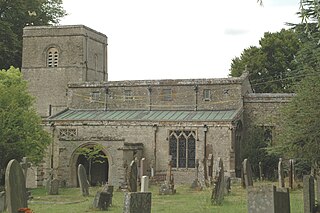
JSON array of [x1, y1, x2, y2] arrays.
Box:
[[5, 159, 28, 213], [140, 158, 145, 177], [141, 176, 149, 192], [247, 185, 290, 213], [159, 156, 176, 195], [289, 159, 294, 189], [191, 159, 202, 190], [123, 192, 152, 213], [259, 161, 263, 181], [128, 160, 138, 192], [78, 164, 89, 196], [211, 158, 225, 205], [207, 154, 213, 185], [225, 176, 231, 194], [278, 158, 285, 188], [303, 175, 315, 213], [150, 161, 154, 177], [0, 191, 6, 213], [93, 191, 111, 211], [47, 178, 59, 195], [20, 157, 31, 187], [243, 158, 253, 188]]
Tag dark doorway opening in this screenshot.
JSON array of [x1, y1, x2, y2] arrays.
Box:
[[76, 151, 109, 186]]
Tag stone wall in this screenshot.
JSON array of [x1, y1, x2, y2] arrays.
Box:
[[67, 76, 251, 111], [42, 120, 234, 187], [22, 25, 108, 117]]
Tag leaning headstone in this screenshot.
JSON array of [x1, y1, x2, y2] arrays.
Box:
[[141, 176, 149, 192], [159, 156, 176, 195], [92, 191, 111, 211], [247, 185, 290, 213], [5, 159, 28, 213], [123, 192, 152, 213], [303, 175, 315, 213], [128, 160, 138, 192], [243, 159, 253, 188], [47, 178, 59, 195], [211, 158, 225, 205], [78, 164, 89, 196], [278, 158, 285, 188], [0, 191, 6, 213]]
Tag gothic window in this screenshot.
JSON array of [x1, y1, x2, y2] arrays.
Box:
[[169, 130, 196, 168], [162, 89, 172, 101], [47, 47, 59, 67], [59, 128, 77, 139], [203, 89, 211, 101], [124, 90, 133, 100]]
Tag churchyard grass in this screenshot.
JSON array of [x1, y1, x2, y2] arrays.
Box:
[[9, 181, 303, 213]]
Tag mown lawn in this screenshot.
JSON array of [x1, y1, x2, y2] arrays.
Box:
[[7, 181, 303, 213]]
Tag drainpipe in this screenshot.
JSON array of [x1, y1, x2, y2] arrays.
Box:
[[153, 124, 158, 174], [194, 85, 198, 111], [148, 86, 152, 111], [50, 123, 56, 170], [203, 124, 208, 184]]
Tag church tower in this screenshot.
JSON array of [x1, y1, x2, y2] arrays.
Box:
[[22, 25, 108, 117]]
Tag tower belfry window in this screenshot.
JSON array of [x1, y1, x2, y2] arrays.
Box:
[[47, 47, 59, 67]]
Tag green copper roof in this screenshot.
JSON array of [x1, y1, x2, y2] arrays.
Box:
[[49, 109, 240, 122]]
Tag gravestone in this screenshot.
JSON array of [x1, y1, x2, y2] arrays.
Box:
[[247, 185, 290, 213], [207, 154, 213, 185], [47, 178, 59, 195], [159, 156, 176, 195], [243, 158, 253, 188], [303, 175, 315, 213], [141, 176, 149, 192], [78, 164, 89, 196], [225, 176, 231, 194], [128, 160, 138, 192], [123, 192, 152, 213], [289, 159, 294, 189], [140, 158, 145, 177], [278, 158, 285, 188], [259, 162, 263, 181], [5, 159, 28, 213], [191, 159, 202, 190], [93, 191, 111, 210], [0, 191, 6, 213], [211, 158, 225, 205], [20, 157, 31, 187]]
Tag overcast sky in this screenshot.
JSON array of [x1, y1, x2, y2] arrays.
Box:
[[61, 0, 300, 81]]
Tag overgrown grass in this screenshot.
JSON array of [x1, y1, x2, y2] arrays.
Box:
[[6, 181, 304, 213]]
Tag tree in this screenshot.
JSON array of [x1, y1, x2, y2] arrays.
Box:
[[229, 29, 301, 93], [271, 72, 320, 173], [241, 126, 279, 180], [0, 0, 66, 70], [0, 67, 51, 184]]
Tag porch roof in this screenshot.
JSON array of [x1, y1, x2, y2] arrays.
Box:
[[48, 109, 241, 122]]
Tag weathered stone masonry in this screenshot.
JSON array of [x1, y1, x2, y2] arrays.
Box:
[[21, 25, 293, 188]]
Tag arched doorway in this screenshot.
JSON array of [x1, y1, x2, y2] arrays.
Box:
[[71, 143, 110, 187]]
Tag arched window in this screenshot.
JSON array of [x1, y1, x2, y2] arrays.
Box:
[[169, 130, 196, 168], [47, 47, 59, 67]]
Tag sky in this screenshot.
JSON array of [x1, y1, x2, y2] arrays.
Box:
[[61, 0, 300, 81]]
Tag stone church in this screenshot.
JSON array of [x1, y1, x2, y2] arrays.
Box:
[[21, 25, 293, 188]]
